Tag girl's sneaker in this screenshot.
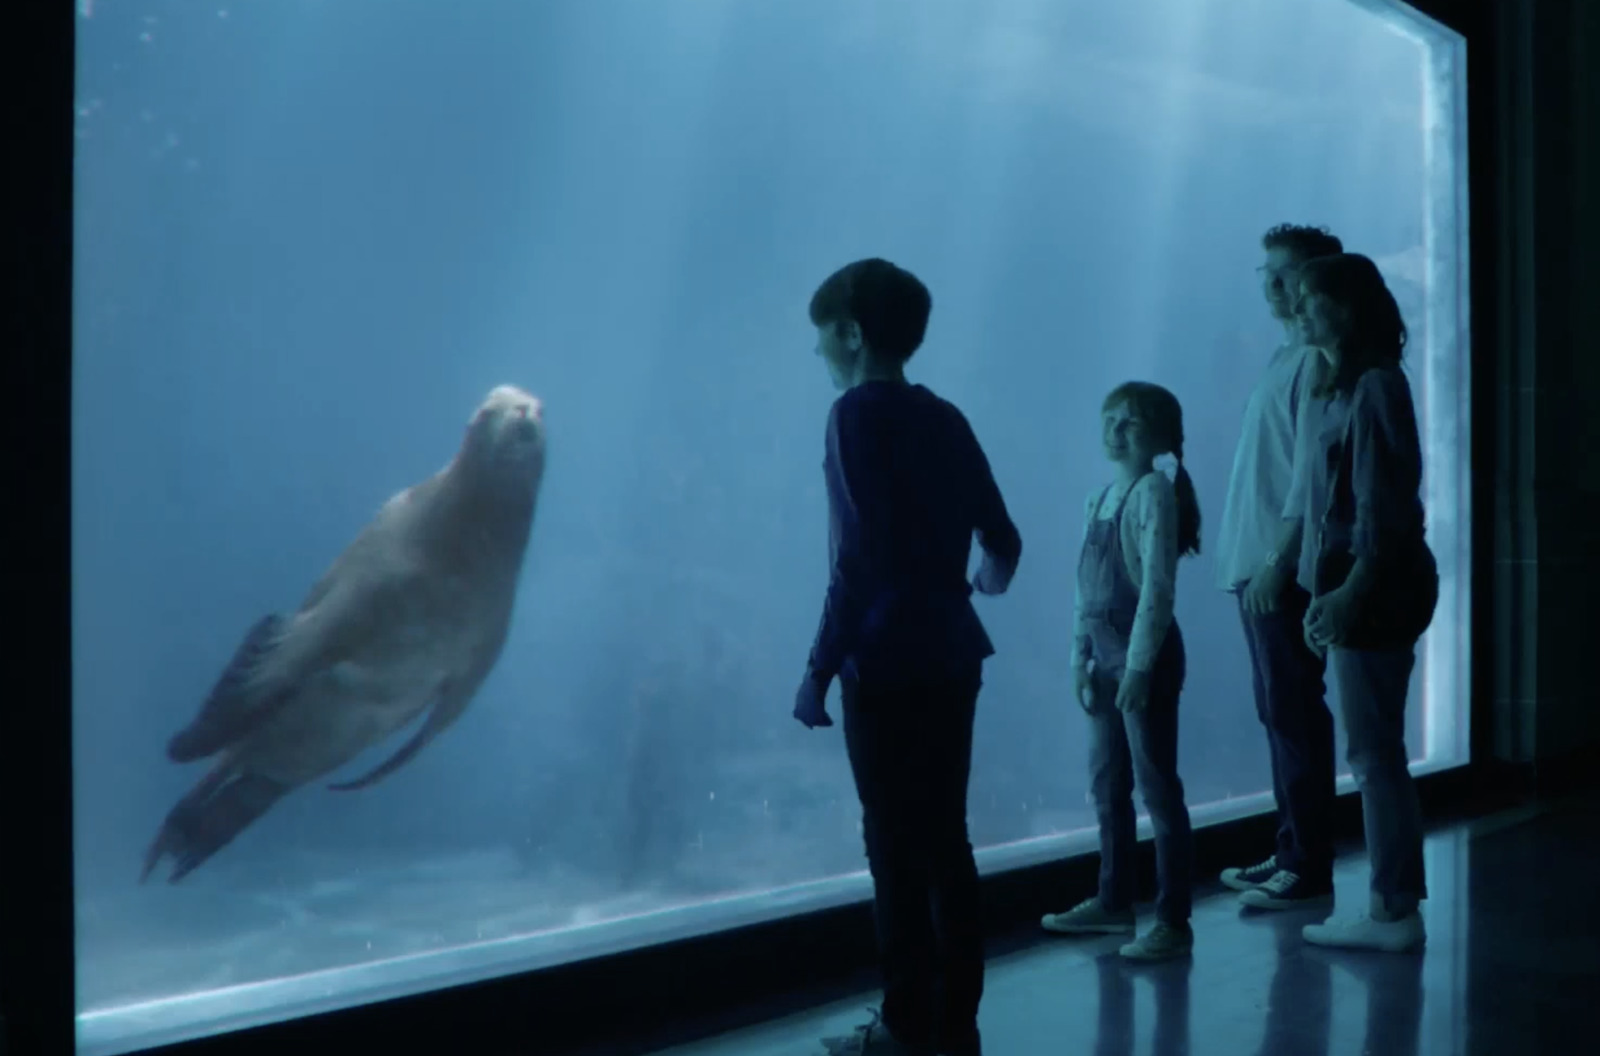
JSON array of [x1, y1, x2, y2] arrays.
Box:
[[1119, 922, 1194, 961], [1041, 896, 1136, 935]]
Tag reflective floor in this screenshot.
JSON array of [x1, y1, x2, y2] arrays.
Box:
[[650, 792, 1600, 1056]]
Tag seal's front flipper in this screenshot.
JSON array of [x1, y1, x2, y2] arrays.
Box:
[[140, 762, 289, 884], [327, 687, 466, 792], [167, 614, 291, 763]]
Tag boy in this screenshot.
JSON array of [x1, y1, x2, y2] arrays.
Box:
[[1214, 223, 1344, 909], [794, 258, 1022, 1056]]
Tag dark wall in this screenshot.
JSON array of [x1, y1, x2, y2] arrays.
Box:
[[1487, 0, 1600, 767]]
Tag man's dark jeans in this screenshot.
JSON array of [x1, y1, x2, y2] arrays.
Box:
[[1238, 583, 1335, 883], [842, 667, 985, 1050]]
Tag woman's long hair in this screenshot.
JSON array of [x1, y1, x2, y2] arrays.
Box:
[[1297, 253, 1408, 396]]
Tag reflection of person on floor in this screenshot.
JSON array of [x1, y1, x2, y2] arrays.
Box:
[[1090, 950, 1192, 1056], [1215, 223, 1346, 911], [791, 258, 1023, 1056], [1040, 382, 1200, 963], [1253, 913, 1332, 1056], [1304, 946, 1424, 1056], [1284, 253, 1439, 953]]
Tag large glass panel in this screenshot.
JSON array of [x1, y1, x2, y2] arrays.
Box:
[[70, 0, 1469, 1051]]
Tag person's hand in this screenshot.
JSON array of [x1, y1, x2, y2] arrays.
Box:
[[1115, 669, 1151, 714], [1073, 664, 1093, 712], [793, 674, 834, 729], [1303, 586, 1356, 653], [973, 553, 1013, 596], [1242, 560, 1289, 616]]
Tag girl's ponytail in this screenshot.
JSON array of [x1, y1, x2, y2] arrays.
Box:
[[1171, 441, 1202, 558], [1103, 380, 1203, 557]]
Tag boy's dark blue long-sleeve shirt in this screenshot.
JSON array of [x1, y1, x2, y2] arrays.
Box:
[[805, 380, 1022, 686]]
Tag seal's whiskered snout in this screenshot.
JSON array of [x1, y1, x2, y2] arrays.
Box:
[[479, 385, 543, 433], [507, 405, 544, 445], [503, 396, 545, 450]]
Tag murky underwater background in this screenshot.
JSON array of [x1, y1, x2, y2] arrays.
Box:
[[69, 0, 1468, 1046]]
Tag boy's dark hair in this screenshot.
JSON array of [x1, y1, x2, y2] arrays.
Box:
[[808, 258, 932, 364], [1261, 223, 1344, 263], [1101, 381, 1203, 559], [1298, 252, 1408, 397]]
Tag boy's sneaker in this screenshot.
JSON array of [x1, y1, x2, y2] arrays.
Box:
[[1041, 896, 1136, 935], [822, 1008, 935, 1056], [1302, 912, 1426, 953], [1220, 854, 1278, 891], [1119, 922, 1194, 961], [937, 1030, 983, 1056], [1238, 869, 1335, 910]]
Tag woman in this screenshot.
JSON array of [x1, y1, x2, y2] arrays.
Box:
[[1283, 252, 1439, 953]]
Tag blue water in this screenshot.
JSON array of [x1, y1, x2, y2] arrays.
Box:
[[69, 0, 1469, 1051]]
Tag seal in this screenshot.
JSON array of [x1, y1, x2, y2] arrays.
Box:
[[141, 384, 548, 884]]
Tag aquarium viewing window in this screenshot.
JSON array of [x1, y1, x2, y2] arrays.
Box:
[[70, 0, 1468, 1052]]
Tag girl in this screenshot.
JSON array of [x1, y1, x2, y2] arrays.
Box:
[[1285, 252, 1438, 953], [1041, 381, 1201, 961]]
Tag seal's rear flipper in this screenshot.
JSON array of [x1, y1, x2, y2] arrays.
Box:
[[167, 614, 291, 763], [327, 689, 465, 792], [141, 763, 289, 884]]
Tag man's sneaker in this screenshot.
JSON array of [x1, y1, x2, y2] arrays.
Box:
[[822, 1008, 936, 1055], [1119, 922, 1194, 961], [1302, 912, 1426, 953], [1220, 855, 1278, 891], [1238, 869, 1335, 910], [1041, 896, 1136, 935]]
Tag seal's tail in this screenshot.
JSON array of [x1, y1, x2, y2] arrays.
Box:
[[140, 762, 289, 884]]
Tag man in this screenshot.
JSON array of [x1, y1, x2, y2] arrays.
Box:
[[1214, 223, 1344, 909]]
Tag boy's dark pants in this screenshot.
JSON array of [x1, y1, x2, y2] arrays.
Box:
[[1237, 583, 1335, 883], [842, 667, 985, 1048]]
